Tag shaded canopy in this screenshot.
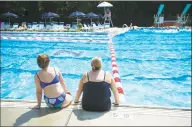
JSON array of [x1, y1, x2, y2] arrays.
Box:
[[69, 11, 86, 18], [3, 12, 18, 18], [97, 2, 113, 8], [2, 12, 18, 24], [41, 12, 60, 18], [86, 12, 98, 18]]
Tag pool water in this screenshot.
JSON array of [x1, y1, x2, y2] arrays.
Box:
[[1, 32, 111, 100], [113, 28, 191, 108], [1, 29, 191, 108]]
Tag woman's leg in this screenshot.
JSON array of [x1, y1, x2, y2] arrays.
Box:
[[61, 94, 72, 108]]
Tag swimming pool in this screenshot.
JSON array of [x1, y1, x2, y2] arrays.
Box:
[[113, 28, 191, 108], [1, 29, 191, 108]]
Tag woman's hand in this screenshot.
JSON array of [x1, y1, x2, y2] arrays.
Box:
[[66, 91, 71, 95]]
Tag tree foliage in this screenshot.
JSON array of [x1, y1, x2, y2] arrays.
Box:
[[0, 1, 192, 26]]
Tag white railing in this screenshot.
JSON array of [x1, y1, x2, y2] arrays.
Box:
[[154, 14, 164, 27], [177, 14, 189, 25], [122, 24, 128, 28]]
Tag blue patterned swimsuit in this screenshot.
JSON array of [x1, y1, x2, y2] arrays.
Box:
[[37, 68, 66, 108]]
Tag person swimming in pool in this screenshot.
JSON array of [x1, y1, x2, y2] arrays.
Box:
[[74, 57, 119, 111], [34, 54, 72, 108]]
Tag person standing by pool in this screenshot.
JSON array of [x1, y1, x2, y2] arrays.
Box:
[[130, 22, 134, 30], [74, 57, 119, 111], [34, 54, 72, 108]]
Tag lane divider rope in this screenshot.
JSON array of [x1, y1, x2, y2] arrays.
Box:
[[108, 35, 124, 95], [2, 36, 107, 43]]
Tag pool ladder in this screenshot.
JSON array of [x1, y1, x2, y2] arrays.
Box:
[[122, 24, 128, 28]]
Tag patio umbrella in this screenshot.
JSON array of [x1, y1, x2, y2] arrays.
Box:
[[86, 12, 99, 24], [41, 12, 60, 23], [2, 12, 18, 24], [69, 11, 86, 25]]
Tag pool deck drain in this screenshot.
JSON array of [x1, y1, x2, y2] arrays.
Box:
[[1, 100, 191, 126]]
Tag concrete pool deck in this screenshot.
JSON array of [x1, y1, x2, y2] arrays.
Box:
[[1, 100, 191, 126]]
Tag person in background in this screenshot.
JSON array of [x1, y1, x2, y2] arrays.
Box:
[[105, 8, 111, 21], [130, 22, 134, 30], [18, 22, 27, 30], [34, 54, 72, 108], [74, 57, 119, 111]]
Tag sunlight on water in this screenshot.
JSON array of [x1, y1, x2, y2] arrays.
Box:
[[113, 29, 191, 108]]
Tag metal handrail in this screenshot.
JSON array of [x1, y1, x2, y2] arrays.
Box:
[[122, 24, 128, 28]]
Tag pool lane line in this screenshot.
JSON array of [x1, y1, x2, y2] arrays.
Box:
[[3, 36, 107, 43], [108, 37, 124, 95]]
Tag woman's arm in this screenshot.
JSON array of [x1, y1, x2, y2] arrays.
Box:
[[74, 73, 86, 103], [108, 73, 119, 104], [58, 68, 70, 94], [34, 75, 42, 107]]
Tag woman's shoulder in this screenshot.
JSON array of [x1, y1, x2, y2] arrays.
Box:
[[34, 71, 40, 79], [83, 71, 92, 78], [103, 71, 112, 84], [81, 72, 89, 83], [82, 72, 88, 77]]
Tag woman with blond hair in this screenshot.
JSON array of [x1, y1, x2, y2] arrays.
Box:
[[34, 54, 72, 108], [74, 57, 119, 111]]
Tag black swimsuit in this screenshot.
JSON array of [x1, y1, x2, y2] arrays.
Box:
[[82, 72, 111, 111]]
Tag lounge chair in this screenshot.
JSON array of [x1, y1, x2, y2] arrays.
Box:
[[1, 22, 10, 31], [58, 22, 64, 30], [65, 24, 71, 30], [98, 23, 104, 29], [28, 22, 38, 31], [68, 24, 77, 31], [92, 22, 99, 30], [38, 22, 45, 30], [72, 24, 77, 29], [81, 24, 90, 32], [27, 23, 32, 29], [12, 23, 19, 30], [59, 22, 69, 31], [52, 23, 60, 31], [45, 23, 52, 30]]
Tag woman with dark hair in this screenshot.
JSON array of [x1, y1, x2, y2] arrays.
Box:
[[34, 54, 72, 108], [74, 57, 119, 111]]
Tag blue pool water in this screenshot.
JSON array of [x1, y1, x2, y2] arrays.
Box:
[[113, 28, 191, 108], [1, 32, 111, 100], [1, 29, 191, 108]]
